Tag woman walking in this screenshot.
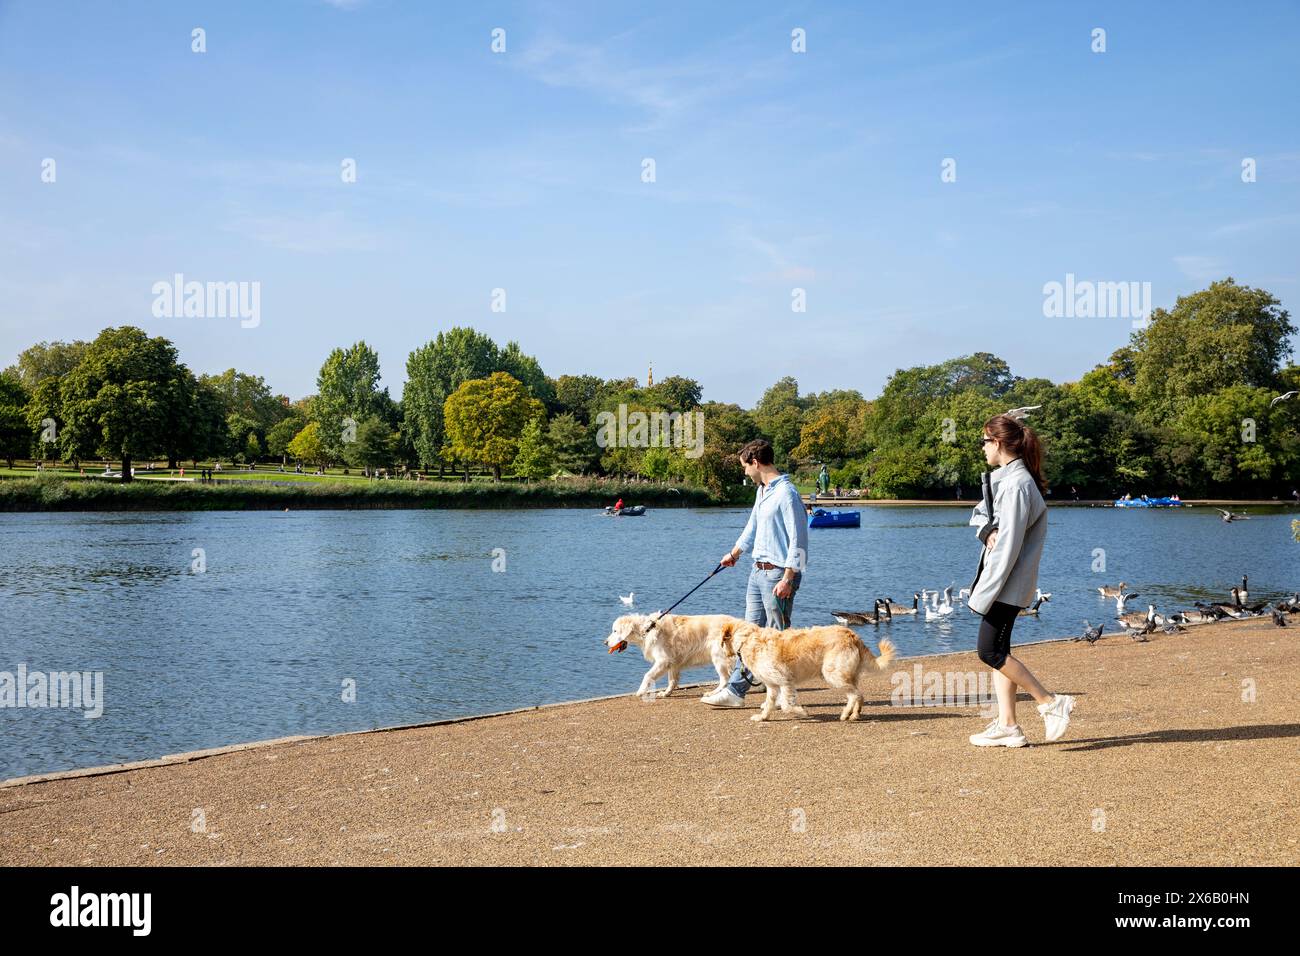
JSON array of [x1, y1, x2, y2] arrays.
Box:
[[967, 414, 1074, 747]]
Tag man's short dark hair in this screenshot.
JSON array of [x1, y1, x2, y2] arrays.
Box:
[[738, 439, 774, 466]]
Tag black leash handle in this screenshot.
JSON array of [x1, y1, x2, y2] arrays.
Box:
[[646, 563, 726, 631]]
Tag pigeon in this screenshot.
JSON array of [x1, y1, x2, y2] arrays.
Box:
[[1272, 607, 1288, 628], [1269, 390, 1298, 407], [1081, 620, 1105, 645], [620, 592, 635, 606], [1160, 621, 1187, 634], [1123, 618, 1156, 641]]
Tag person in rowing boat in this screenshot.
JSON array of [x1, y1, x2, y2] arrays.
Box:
[[702, 438, 809, 708]]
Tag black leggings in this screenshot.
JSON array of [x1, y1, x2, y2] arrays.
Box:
[[977, 600, 1020, 670]]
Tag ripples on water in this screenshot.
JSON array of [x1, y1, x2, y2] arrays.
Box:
[[1, 505, 1296, 778]]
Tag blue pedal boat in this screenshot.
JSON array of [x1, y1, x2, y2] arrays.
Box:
[[808, 508, 861, 528]]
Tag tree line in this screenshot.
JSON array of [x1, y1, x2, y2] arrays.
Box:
[[0, 279, 1296, 497]]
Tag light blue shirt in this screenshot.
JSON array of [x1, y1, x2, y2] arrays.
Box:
[[734, 473, 809, 571]]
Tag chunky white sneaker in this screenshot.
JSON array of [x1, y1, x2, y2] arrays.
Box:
[[700, 687, 745, 707], [1038, 694, 1075, 742], [969, 719, 1028, 748]]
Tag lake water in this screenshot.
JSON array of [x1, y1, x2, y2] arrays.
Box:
[[1, 505, 1296, 779]]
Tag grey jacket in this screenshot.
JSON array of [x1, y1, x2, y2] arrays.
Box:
[[967, 458, 1047, 615]]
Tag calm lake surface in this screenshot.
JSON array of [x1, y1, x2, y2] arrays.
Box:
[[2, 505, 1296, 779]]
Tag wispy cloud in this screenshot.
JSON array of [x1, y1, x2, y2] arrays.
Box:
[[1173, 255, 1228, 281], [1206, 214, 1300, 239], [733, 227, 823, 283], [515, 30, 788, 133], [223, 210, 380, 254]]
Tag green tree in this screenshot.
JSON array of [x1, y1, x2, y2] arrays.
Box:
[[25, 377, 63, 462], [753, 376, 806, 465], [59, 327, 191, 481], [345, 417, 397, 473], [266, 416, 305, 465], [1131, 279, 1294, 425], [512, 415, 555, 479], [547, 412, 597, 473], [403, 330, 552, 474], [443, 372, 544, 480], [287, 421, 326, 469], [316, 342, 387, 465], [9, 340, 89, 391], [552, 374, 604, 423], [0, 372, 32, 468]]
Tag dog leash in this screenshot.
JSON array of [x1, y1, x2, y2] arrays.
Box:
[[645, 563, 726, 632]]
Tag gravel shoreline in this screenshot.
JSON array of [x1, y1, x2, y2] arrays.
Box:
[[1, 616, 1295, 866]]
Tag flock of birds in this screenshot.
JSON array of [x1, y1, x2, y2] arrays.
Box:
[[827, 573, 1299, 645], [1075, 576, 1298, 643], [831, 584, 1049, 627]]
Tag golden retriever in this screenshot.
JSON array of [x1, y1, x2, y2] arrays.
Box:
[[721, 622, 896, 721], [604, 613, 744, 700]]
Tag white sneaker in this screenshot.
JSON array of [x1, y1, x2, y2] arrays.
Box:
[[700, 687, 745, 708], [969, 719, 1028, 748], [1038, 694, 1075, 742]]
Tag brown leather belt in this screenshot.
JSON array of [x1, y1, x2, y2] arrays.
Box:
[[754, 561, 780, 571]]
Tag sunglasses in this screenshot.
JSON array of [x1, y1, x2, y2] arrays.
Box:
[[978, 437, 996, 446]]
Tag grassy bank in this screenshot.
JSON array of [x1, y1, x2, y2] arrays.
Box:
[[0, 475, 735, 512]]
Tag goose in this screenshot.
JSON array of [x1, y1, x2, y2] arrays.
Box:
[[619, 592, 636, 606], [881, 593, 921, 615], [1098, 582, 1127, 599], [832, 599, 890, 627], [1206, 588, 1249, 618], [1113, 591, 1143, 616], [1178, 607, 1223, 626], [1018, 589, 1051, 616], [1117, 604, 1157, 629], [1238, 575, 1249, 603], [1279, 593, 1300, 613]]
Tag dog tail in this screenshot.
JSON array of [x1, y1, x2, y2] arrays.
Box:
[[872, 637, 897, 670]]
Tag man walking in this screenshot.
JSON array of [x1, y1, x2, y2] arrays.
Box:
[[701, 439, 809, 708]]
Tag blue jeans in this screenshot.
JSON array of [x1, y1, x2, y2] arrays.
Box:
[[726, 565, 800, 697]]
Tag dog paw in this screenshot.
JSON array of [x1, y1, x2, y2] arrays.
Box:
[[750, 713, 768, 722]]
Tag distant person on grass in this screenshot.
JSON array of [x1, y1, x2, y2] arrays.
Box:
[[702, 439, 808, 708]]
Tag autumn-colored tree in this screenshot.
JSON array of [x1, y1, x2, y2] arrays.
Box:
[[443, 372, 544, 480]]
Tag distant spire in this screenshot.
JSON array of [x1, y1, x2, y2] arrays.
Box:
[[647, 362, 653, 388]]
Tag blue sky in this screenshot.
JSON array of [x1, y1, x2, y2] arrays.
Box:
[[2, 0, 1297, 406]]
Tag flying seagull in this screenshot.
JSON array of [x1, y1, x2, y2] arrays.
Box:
[[1217, 508, 1250, 523], [1269, 390, 1298, 407], [1004, 405, 1042, 421]]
